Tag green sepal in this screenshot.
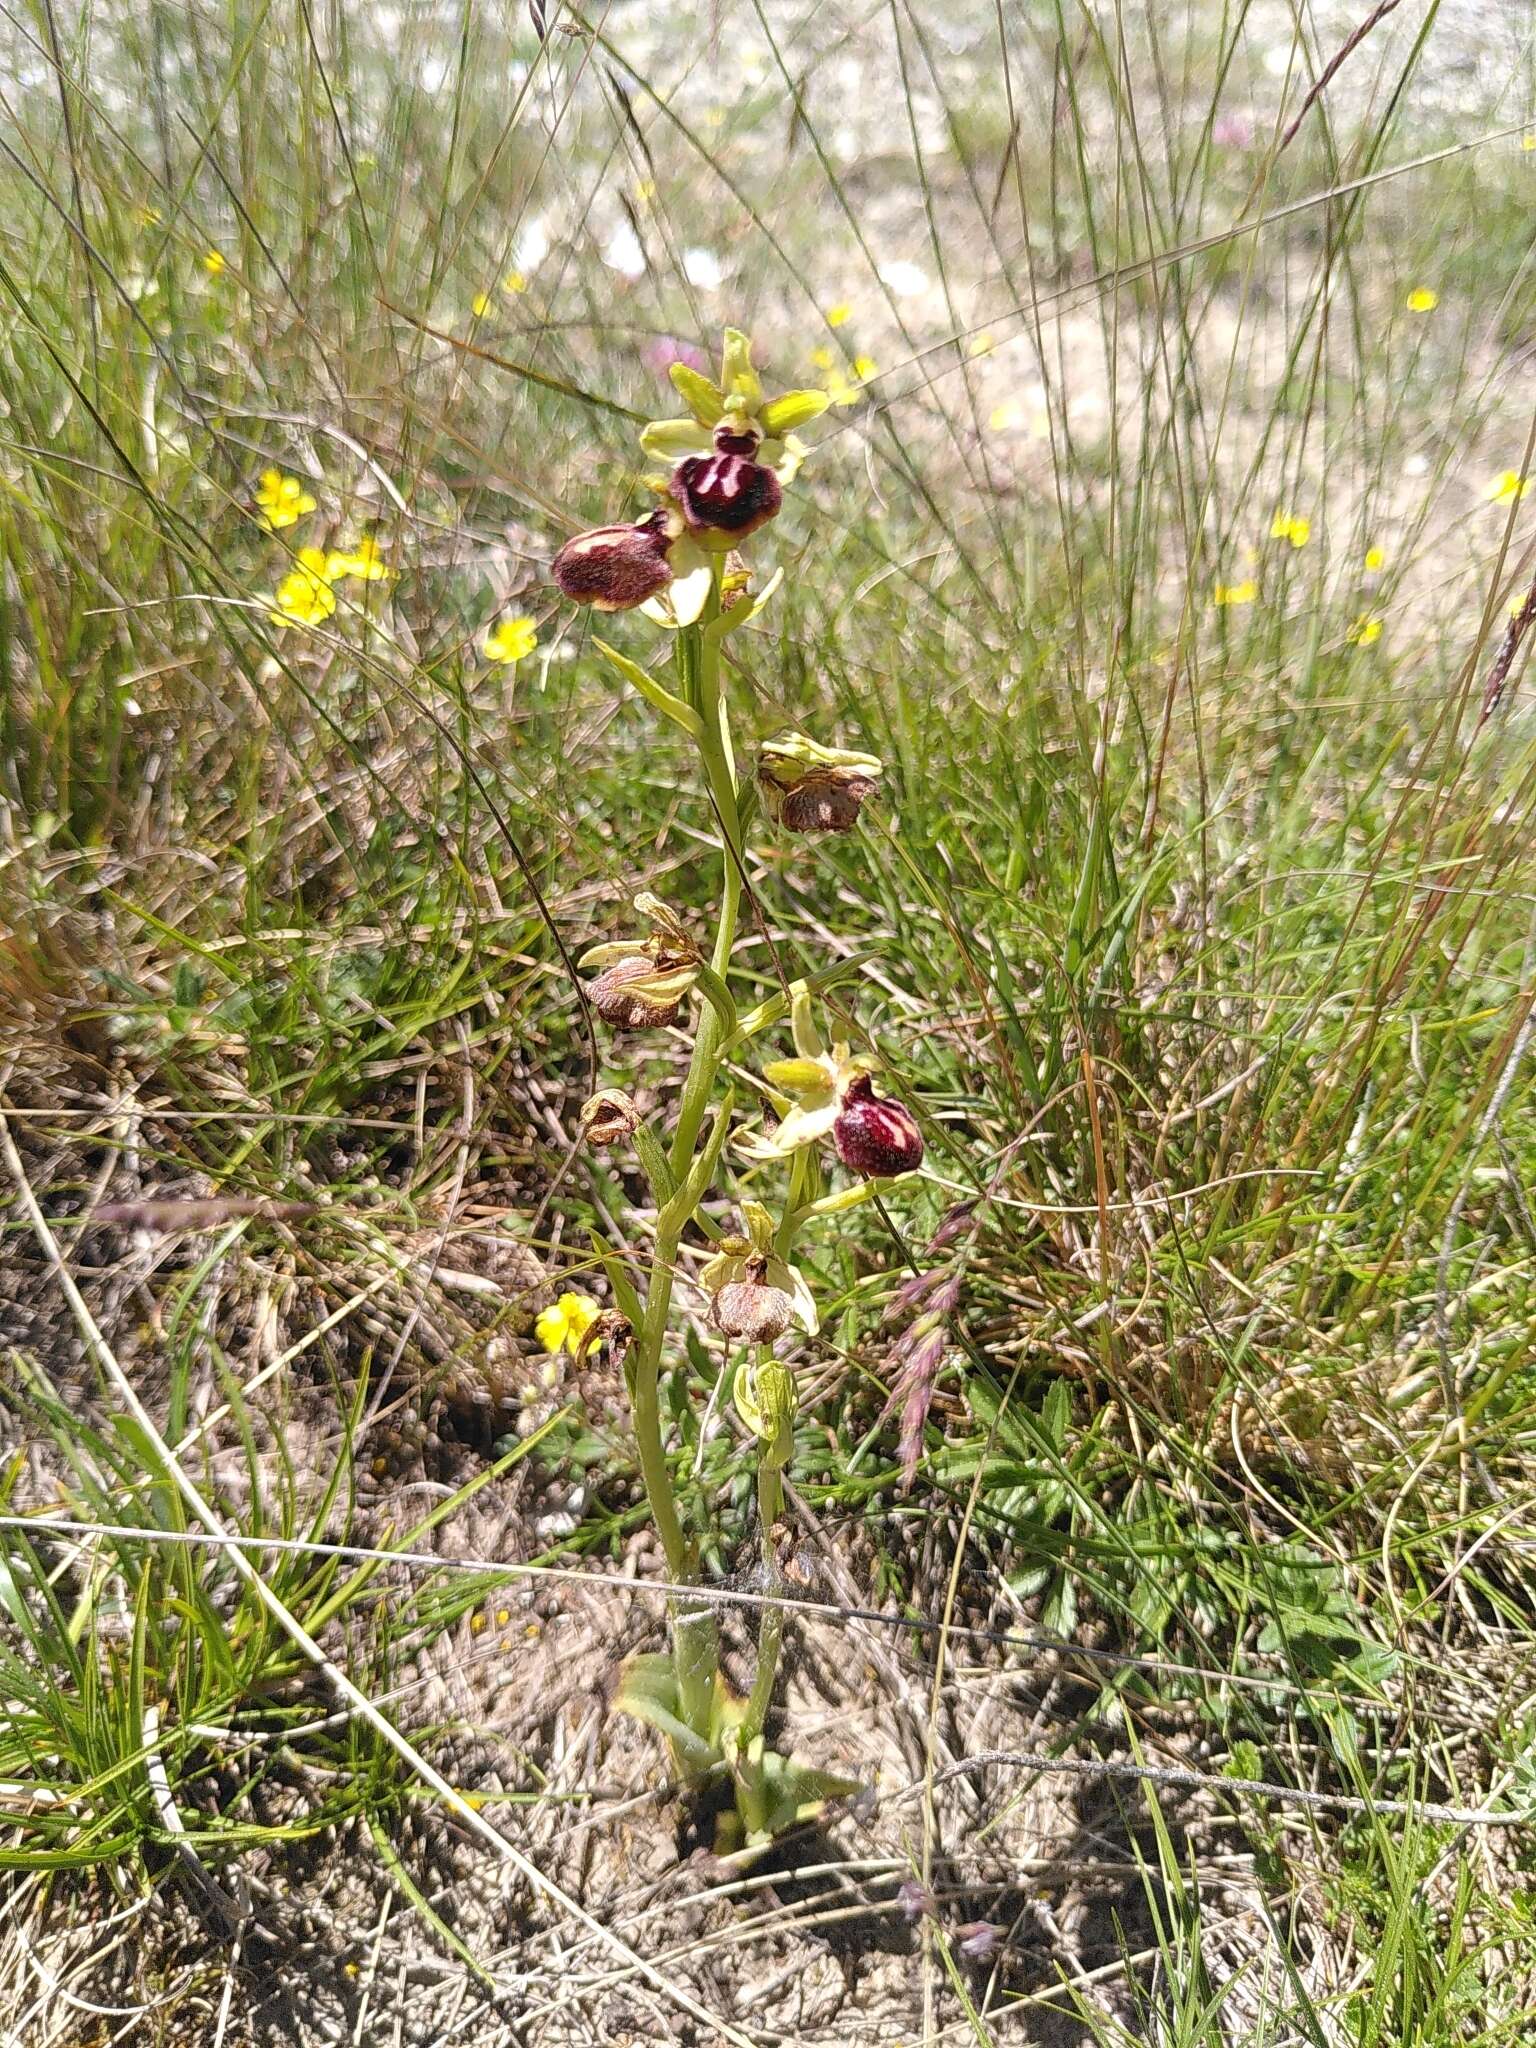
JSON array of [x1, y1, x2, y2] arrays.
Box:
[[721, 952, 879, 1057], [669, 362, 725, 425], [758, 389, 830, 436], [593, 638, 704, 740]]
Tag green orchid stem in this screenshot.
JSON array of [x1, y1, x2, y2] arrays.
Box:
[[740, 1452, 785, 1747], [625, 575, 742, 1750]]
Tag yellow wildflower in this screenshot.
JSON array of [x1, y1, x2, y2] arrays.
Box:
[[536, 1290, 600, 1357], [1346, 613, 1383, 646], [812, 347, 876, 408], [1270, 511, 1310, 548], [202, 248, 225, 276], [852, 355, 878, 381], [483, 615, 538, 664], [1524, 135, 1536, 152], [328, 536, 391, 582], [1212, 579, 1257, 607], [472, 291, 493, 318], [1488, 470, 1529, 503], [255, 468, 317, 531], [503, 270, 527, 294], [1364, 544, 1386, 571], [825, 302, 853, 327], [988, 400, 1023, 432], [138, 205, 163, 228], [1405, 287, 1438, 313], [810, 345, 836, 372], [269, 547, 337, 627], [969, 330, 996, 357]]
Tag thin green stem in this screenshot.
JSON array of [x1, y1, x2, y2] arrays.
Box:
[[740, 1453, 785, 1746]]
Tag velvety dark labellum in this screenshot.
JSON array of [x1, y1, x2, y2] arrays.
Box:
[[552, 521, 672, 610], [833, 1074, 924, 1178], [670, 452, 782, 537]]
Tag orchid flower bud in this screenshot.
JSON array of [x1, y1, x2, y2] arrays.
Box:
[[552, 511, 674, 610], [833, 1073, 924, 1178]]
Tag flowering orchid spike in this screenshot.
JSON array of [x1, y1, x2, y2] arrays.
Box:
[[641, 327, 830, 490]]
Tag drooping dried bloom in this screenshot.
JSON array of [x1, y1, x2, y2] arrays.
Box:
[[579, 893, 701, 1032], [713, 1273, 795, 1345], [552, 513, 673, 610], [833, 1073, 924, 1179], [699, 1201, 817, 1337], [585, 956, 695, 1030], [669, 445, 782, 542], [578, 1088, 640, 1145], [758, 734, 884, 836]]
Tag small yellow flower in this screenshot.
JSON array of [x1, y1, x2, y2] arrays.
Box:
[[989, 400, 1023, 432], [269, 546, 337, 627], [1405, 287, 1439, 313], [1270, 511, 1310, 548], [503, 270, 527, 294], [1524, 135, 1536, 152], [969, 329, 996, 357], [1488, 470, 1529, 503], [471, 1613, 486, 1634], [483, 614, 538, 664], [536, 1290, 600, 1356], [138, 205, 163, 228], [1346, 613, 1383, 646], [327, 536, 391, 582], [255, 467, 317, 531], [472, 291, 493, 318], [1364, 544, 1386, 571], [825, 302, 853, 327], [1212, 579, 1257, 607], [202, 248, 225, 276], [810, 345, 836, 372], [852, 355, 878, 382]]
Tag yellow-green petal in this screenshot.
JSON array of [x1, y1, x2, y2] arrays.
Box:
[[640, 417, 713, 464], [719, 328, 763, 408], [762, 1057, 832, 1096], [759, 388, 830, 436], [669, 363, 724, 425]]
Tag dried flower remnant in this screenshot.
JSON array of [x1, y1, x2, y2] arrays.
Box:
[[759, 734, 883, 834], [579, 893, 701, 1031], [552, 514, 675, 611], [578, 1089, 640, 1146], [700, 1203, 817, 1337]]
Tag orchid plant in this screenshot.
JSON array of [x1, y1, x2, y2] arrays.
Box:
[[551, 330, 925, 1855]]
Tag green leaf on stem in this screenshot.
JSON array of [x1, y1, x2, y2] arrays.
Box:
[[592, 639, 704, 739], [661, 1088, 736, 1234], [615, 1653, 718, 1778]]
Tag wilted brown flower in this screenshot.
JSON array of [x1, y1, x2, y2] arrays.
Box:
[[713, 1271, 795, 1344], [758, 733, 884, 835], [578, 1088, 640, 1145]]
